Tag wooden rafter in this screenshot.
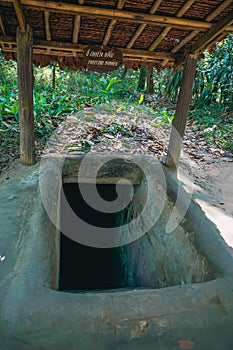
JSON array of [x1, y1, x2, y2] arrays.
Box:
[[191, 10, 233, 53], [149, 0, 196, 51], [72, 16, 81, 44], [3, 0, 219, 31], [13, 0, 26, 32], [44, 10, 51, 53], [0, 35, 175, 61], [44, 11, 51, 41], [161, 58, 169, 67], [72, 0, 84, 44], [172, 30, 199, 54], [103, 20, 117, 46], [149, 0, 164, 14], [123, 48, 174, 61], [0, 9, 6, 50], [127, 0, 163, 49], [0, 9, 7, 36], [127, 24, 146, 49], [205, 0, 232, 22], [149, 26, 171, 52], [103, 0, 125, 46], [172, 0, 233, 54]]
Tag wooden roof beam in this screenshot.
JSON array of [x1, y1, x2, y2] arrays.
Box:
[[149, 0, 164, 14], [149, 26, 171, 51], [175, 10, 233, 67], [149, 0, 196, 51], [44, 10, 51, 41], [161, 58, 169, 67], [127, 24, 146, 49], [0, 10, 6, 50], [172, 30, 199, 53], [0, 9, 7, 36], [103, 19, 117, 46], [44, 10, 51, 53], [72, 15, 81, 43], [191, 10, 233, 53], [0, 35, 175, 61], [3, 0, 215, 31], [172, 0, 233, 54], [206, 0, 232, 22], [13, 0, 26, 32], [123, 48, 174, 61], [72, 0, 85, 44], [127, 0, 163, 49], [103, 0, 125, 46], [2, 47, 175, 62]]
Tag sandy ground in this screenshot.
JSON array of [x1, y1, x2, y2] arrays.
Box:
[[180, 156, 233, 249], [180, 156, 233, 217], [202, 161, 233, 216]]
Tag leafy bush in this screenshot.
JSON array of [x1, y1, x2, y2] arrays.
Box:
[[193, 34, 233, 109], [0, 34, 232, 154]]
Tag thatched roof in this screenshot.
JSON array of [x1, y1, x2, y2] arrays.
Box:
[[0, 0, 233, 70]]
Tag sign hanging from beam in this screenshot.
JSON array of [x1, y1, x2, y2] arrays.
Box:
[[84, 46, 123, 72]]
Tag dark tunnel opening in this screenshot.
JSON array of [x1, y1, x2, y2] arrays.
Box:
[[58, 180, 215, 293], [59, 183, 132, 291]]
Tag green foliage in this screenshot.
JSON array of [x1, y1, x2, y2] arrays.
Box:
[[152, 34, 233, 111], [0, 85, 18, 121], [0, 54, 17, 87], [193, 35, 233, 109], [100, 77, 122, 94], [0, 35, 232, 155], [189, 106, 232, 150]]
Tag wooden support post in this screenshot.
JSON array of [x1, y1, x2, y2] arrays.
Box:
[[17, 24, 35, 165], [166, 55, 197, 169]]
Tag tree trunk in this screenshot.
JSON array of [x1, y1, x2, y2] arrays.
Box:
[[146, 66, 154, 94], [137, 66, 147, 92], [166, 55, 197, 169], [52, 63, 56, 90], [17, 24, 35, 165]]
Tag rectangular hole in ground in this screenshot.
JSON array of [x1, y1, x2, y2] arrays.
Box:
[[59, 183, 134, 291], [59, 182, 216, 292]]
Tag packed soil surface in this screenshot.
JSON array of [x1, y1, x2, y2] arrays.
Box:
[[0, 105, 232, 217], [179, 153, 233, 217]]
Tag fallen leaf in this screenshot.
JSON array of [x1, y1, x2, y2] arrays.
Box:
[[86, 133, 95, 141], [52, 121, 59, 127], [102, 133, 115, 139], [178, 340, 194, 349], [114, 141, 122, 150], [66, 146, 82, 152]]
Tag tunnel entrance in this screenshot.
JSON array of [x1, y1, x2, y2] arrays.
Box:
[[59, 183, 132, 291], [59, 180, 215, 293]]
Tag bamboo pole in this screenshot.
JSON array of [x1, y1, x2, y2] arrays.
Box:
[[17, 25, 35, 165]]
